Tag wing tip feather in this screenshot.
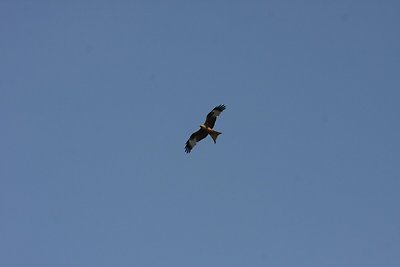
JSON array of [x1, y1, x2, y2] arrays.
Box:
[[215, 104, 226, 111]]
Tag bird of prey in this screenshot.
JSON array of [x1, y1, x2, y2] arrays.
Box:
[[185, 104, 226, 153]]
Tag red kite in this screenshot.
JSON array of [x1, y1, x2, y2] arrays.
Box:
[[185, 104, 226, 153]]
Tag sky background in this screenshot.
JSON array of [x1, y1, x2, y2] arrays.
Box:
[[1, 1, 400, 266]]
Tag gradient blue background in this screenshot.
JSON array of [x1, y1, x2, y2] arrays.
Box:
[[1, 1, 399, 266]]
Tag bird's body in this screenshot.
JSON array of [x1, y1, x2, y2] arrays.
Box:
[[185, 104, 226, 153], [199, 124, 221, 143]]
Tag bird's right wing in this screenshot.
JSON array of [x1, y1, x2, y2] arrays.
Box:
[[185, 128, 208, 153]]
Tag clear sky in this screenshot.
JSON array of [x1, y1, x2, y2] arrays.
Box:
[[1, 1, 400, 266]]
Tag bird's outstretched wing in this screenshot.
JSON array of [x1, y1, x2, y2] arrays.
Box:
[[185, 128, 208, 153], [203, 104, 226, 129]]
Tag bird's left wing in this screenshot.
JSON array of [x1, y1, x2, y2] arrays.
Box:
[[204, 104, 226, 129]]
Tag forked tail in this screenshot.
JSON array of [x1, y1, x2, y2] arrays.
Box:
[[209, 130, 222, 143]]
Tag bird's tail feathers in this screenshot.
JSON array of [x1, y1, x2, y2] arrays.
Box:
[[209, 130, 222, 143]]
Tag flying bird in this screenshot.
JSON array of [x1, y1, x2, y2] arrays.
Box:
[[185, 104, 226, 153]]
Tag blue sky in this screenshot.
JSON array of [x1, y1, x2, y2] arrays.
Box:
[[1, 1, 400, 266]]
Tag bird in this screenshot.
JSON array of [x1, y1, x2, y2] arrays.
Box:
[[185, 104, 226, 153]]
